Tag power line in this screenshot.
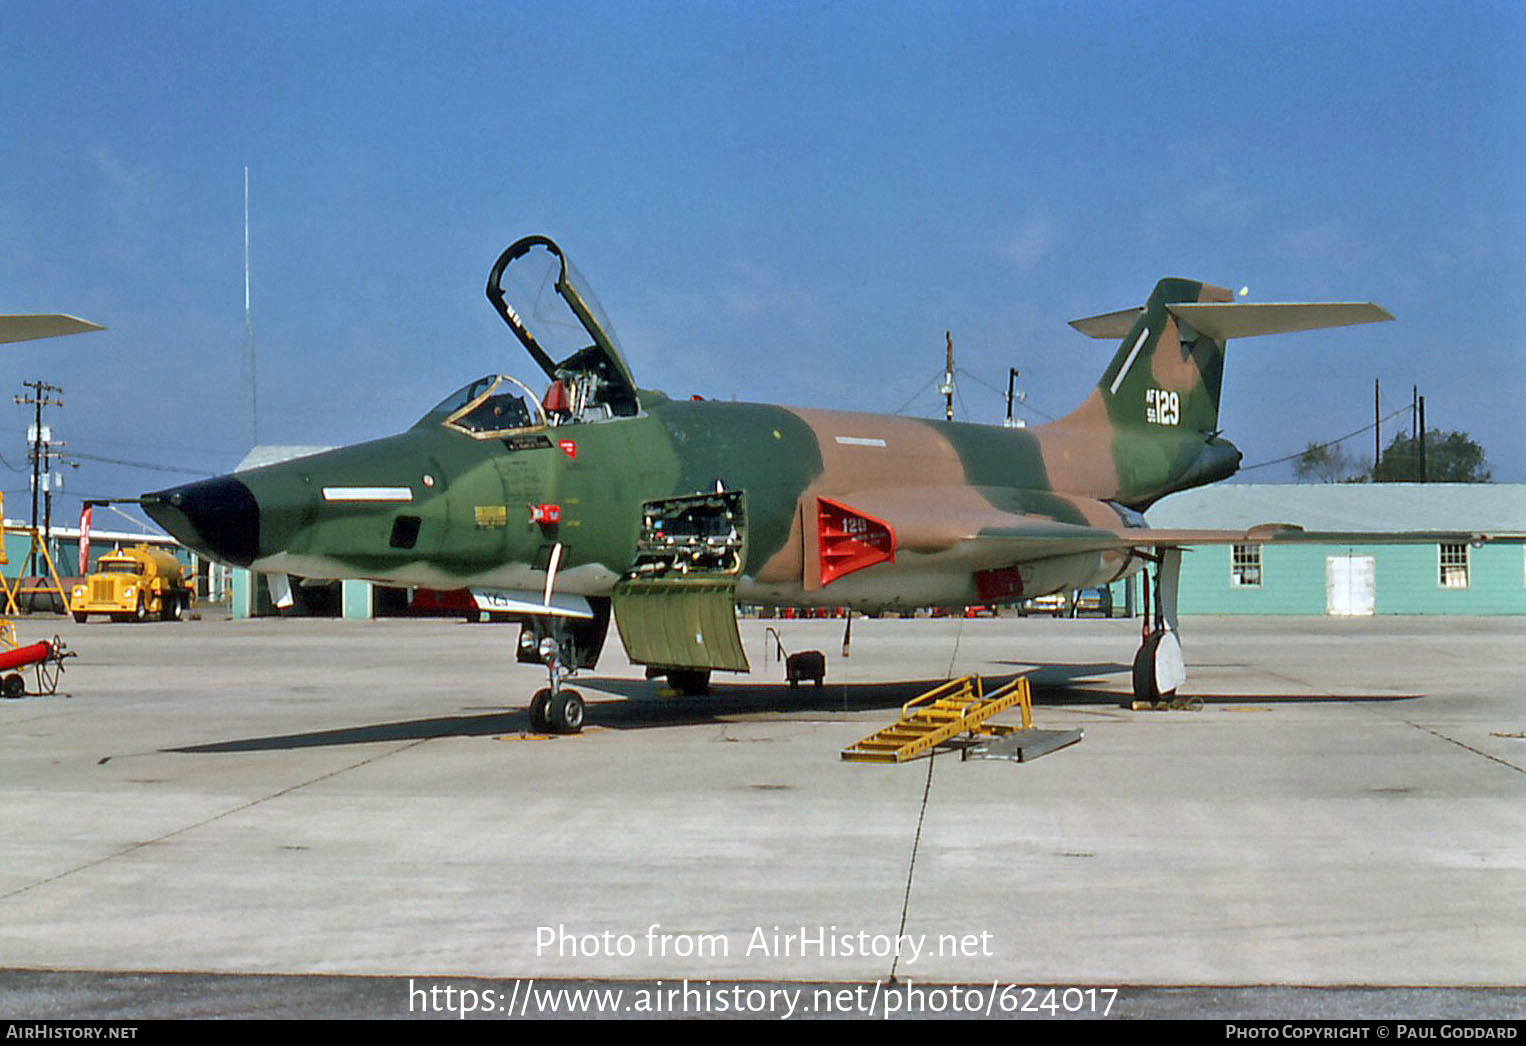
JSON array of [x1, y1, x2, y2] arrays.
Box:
[[68, 452, 213, 476], [1240, 404, 1411, 472], [65, 434, 243, 459], [955, 367, 1059, 423], [891, 373, 939, 415]]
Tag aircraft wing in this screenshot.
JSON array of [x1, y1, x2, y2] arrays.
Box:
[[0, 314, 106, 345], [822, 486, 1502, 579], [980, 524, 1506, 552]]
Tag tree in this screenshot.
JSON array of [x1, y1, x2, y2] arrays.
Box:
[[1292, 441, 1370, 483], [1372, 428, 1492, 483]]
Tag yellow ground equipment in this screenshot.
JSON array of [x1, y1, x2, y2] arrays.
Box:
[[0, 495, 76, 696], [841, 674, 1082, 764], [70, 544, 195, 623], [842, 675, 1030, 762]]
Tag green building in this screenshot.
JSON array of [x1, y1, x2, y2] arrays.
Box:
[[1144, 484, 1526, 616]]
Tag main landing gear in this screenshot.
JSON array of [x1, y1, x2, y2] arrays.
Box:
[[1132, 547, 1191, 708], [640, 666, 714, 697]]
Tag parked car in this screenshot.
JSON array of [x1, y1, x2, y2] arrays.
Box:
[[1019, 593, 1070, 617], [1073, 587, 1114, 617]]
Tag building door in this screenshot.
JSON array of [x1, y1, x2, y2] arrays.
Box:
[[1326, 554, 1375, 616]]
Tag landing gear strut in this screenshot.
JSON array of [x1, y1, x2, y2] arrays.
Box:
[[511, 573, 611, 734], [523, 629, 585, 734], [1132, 547, 1187, 707]]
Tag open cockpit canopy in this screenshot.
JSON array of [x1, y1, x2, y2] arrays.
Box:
[[486, 235, 640, 419], [418, 374, 548, 438]]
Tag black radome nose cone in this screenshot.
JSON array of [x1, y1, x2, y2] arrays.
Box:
[[142, 475, 261, 568]]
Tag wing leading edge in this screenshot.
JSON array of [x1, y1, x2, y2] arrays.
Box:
[[817, 486, 1504, 584]]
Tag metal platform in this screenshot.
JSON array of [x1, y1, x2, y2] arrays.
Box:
[[962, 727, 1084, 762]]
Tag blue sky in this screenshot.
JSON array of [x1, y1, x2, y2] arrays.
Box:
[[2, 0, 1522, 536]]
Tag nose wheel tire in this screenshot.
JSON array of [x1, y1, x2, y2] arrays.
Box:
[[529, 688, 584, 734], [528, 689, 553, 732], [547, 688, 584, 734]]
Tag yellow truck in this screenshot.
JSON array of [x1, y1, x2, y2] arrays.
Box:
[[70, 544, 196, 623]]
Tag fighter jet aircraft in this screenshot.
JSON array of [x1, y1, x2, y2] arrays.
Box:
[[143, 235, 1406, 733]]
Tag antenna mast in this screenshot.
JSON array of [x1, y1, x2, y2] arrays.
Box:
[[244, 167, 258, 449]]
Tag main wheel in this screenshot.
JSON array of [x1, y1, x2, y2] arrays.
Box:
[[1131, 630, 1180, 705], [666, 669, 711, 696], [546, 688, 585, 734], [133, 595, 148, 622], [166, 594, 185, 622], [72, 612, 87, 624], [528, 688, 553, 732]]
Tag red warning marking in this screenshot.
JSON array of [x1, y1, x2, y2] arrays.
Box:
[[558, 439, 577, 459], [817, 497, 895, 586]]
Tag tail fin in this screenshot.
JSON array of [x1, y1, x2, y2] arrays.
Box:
[[1072, 278, 1235, 435], [1069, 279, 1393, 435]]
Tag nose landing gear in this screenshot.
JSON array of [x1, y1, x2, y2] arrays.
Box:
[[522, 627, 587, 734], [514, 591, 611, 735]]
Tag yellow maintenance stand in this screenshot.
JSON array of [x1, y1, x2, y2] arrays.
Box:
[[0, 523, 69, 616], [841, 674, 1082, 764]]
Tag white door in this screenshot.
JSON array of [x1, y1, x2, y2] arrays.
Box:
[[1326, 554, 1375, 616]]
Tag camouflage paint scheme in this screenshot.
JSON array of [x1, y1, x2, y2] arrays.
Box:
[[141, 250, 1381, 620]]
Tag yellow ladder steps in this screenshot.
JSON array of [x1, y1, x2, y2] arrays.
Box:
[[841, 675, 1033, 763]]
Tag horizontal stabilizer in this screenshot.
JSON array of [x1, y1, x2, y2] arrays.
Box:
[[0, 314, 106, 345], [1165, 302, 1393, 341], [1068, 301, 1391, 341], [1068, 307, 1143, 339]]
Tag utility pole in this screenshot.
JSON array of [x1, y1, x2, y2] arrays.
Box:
[[1005, 367, 1026, 428], [15, 381, 63, 576], [40, 435, 74, 565], [939, 331, 955, 422], [1418, 395, 1427, 482], [1411, 384, 1419, 480], [1374, 378, 1380, 471]]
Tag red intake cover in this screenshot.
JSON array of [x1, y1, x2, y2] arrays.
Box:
[[973, 565, 1025, 602], [817, 497, 896, 586]]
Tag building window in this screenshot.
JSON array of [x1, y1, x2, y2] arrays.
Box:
[[1231, 544, 1263, 588], [1439, 543, 1469, 589]]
